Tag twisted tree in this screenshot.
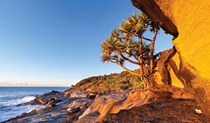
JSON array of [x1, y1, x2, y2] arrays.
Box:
[[101, 13, 159, 84]]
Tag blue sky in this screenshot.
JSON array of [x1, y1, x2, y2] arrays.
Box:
[[0, 0, 173, 87]]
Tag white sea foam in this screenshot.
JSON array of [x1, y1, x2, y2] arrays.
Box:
[[0, 96, 45, 122], [29, 105, 46, 111], [18, 96, 36, 104], [0, 87, 68, 122], [0, 96, 36, 106], [0, 104, 46, 122]]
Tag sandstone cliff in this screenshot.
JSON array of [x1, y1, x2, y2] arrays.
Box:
[[132, 0, 210, 116]]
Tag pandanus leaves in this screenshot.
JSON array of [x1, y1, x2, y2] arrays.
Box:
[[101, 12, 159, 83]]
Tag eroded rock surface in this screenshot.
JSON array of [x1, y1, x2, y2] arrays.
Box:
[[76, 85, 195, 123], [131, 0, 210, 116], [103, 99, 210, 123]]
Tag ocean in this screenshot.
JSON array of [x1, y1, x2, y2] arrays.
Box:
[[0, 87, 69, 122]]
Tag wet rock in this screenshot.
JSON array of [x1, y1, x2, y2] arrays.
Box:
[[34, 90, 65, 107], [46, 100, 56, 107], [44, 97, 63, 107]]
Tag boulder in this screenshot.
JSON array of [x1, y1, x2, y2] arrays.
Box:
[[34, 90, 65, 107]]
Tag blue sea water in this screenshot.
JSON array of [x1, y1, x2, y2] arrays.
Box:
[[0, 87, 69, 122]]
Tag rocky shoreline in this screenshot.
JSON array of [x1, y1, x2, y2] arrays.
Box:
[[2, 89, 93, 123], [2, 85, 210, 123]]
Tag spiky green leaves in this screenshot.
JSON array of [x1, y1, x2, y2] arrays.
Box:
[[101, 13, 151, 66], [101, 12, 160, 87], [118, 13, 147, 40], [101, 37, 118, 63]]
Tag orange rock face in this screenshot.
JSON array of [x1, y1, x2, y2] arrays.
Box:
[[132, 0, 210, 116]]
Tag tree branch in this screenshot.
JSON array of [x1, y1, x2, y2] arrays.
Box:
[[113, 49, 140, 65], [142, 36, 152, 42], [120, 53, 140, 65], [116, 62, 141, 77], [110, 56, 119, 63], [133, 54, 140, 63]]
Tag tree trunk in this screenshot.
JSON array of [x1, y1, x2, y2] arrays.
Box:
[[139, 36, 144, 80], [150, 26, 158, 72]]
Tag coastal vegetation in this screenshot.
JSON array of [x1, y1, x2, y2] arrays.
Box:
[[101, 13, 159, 88], [74, 71, 145, 94]]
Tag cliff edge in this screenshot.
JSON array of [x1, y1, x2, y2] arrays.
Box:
[[132, 0, 210, 116]]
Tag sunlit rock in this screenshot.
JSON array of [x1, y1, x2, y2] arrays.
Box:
[[131, 0, 210, 116], [77, 88, 183, 122]]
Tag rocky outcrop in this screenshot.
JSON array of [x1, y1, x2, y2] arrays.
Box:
[[76, 85, 194, 123], [2, 85, 203, 123], [131, 0, 210, 116], [34, 90, 64, 107], [3, 90, 94, 123]]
